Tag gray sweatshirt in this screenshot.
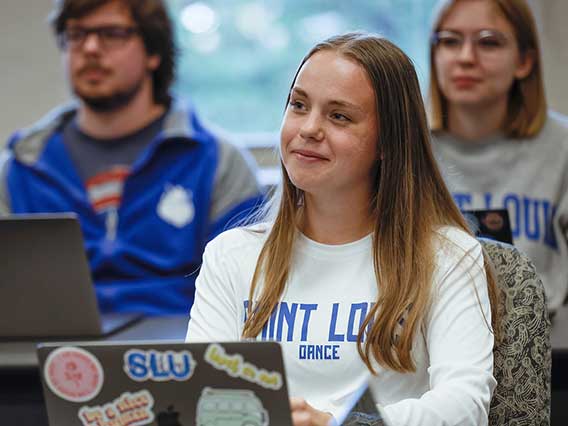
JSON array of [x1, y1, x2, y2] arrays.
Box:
[[432, 111, 568, 312]]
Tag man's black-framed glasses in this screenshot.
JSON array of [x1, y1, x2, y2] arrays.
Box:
[[59, 25, 139, 50]]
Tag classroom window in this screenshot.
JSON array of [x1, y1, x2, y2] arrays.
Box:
[[168, 0, 437, 146]]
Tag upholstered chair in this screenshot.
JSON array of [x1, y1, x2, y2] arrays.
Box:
[[480, 238, 551, 426]]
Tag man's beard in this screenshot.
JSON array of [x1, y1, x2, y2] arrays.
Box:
[[73, 77, 145, 113]]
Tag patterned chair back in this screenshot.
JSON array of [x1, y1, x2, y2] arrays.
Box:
[[480, 238, 552, 426]]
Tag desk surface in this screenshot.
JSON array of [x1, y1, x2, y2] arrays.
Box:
[[2, 308, 568, 370], [0, 316, 187, 370]]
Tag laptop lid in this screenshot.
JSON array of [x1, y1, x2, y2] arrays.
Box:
[[37, 341, 293, 426], [463, 209, 514, 244], [335, 379, 390, 426], [0, 214, 139, 338]]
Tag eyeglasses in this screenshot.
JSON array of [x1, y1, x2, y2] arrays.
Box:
[[59, 25, 139, 50], [431, 29, 510, 55]]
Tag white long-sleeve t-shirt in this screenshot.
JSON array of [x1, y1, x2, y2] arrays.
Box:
[[186, 225, 496, 426]]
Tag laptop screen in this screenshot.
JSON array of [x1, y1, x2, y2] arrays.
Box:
[[0, 214, 139, 338], [334, 379, 389, 426], [462, 209, 513, 244]]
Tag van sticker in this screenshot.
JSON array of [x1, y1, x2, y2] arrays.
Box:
[[123, 349, 196, 382], [78, 389, 155, 426], [44, 347, 104, 402], [196, 387, 269, 426], [204, 344, 282, 390]]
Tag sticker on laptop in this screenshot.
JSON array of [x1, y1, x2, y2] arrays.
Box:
[[481, 211, 505, 232], [123, 349, 196, 382], [44, 346, 104, 402], [204, 343, 283, 390], [196, 387, 270, 426], [78, 389, 155, 426]]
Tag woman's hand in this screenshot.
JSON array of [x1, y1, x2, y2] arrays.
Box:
[[290, 397, 335, 426]]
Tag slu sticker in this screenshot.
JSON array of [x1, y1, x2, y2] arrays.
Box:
[[157, 185, 194, 228], [124, 349, 196, 382]]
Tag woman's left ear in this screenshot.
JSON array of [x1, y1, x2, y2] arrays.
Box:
[[514, 49, 536, 80]]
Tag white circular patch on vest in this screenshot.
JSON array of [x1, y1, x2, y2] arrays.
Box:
[[157, 185, 195, 228]]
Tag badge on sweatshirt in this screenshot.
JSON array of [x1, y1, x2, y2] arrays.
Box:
[[157, 184, 195, 228]]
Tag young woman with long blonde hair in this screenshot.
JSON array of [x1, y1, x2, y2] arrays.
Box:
[[187, 32, 499, 426]]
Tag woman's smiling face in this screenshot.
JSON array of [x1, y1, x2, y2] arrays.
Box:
[[280, 50, 379, 199]]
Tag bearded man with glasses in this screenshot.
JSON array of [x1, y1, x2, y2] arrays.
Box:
[[0, 0, 264, 315]]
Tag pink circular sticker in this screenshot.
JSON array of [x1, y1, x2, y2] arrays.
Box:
[[44, 347, 104, 402]]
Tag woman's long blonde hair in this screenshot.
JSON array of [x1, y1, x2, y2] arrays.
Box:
[[243, 33, 499, 373], [428, 0, 547, 138]]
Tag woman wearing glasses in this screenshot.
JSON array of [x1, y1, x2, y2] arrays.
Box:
[[187, 32, 499, 426], [429, 0, 568, 313]]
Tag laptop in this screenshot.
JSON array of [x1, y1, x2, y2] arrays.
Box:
[[334, 380, 389, 426], [463, 208, 514, 244], [37, 341, 294, 426], [0, 214, 141, 339]]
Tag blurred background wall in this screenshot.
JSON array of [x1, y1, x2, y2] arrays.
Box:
[[0, 0, 566, 146], [535, 1, 568, 118], [0, 1, 68, 145]]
